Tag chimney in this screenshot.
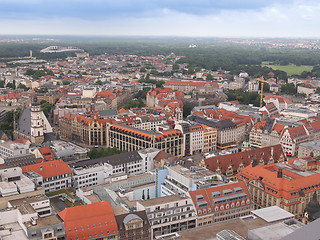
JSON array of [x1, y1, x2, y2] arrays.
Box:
[[40, 166, 43, 171], [277, 168, 283, 178]]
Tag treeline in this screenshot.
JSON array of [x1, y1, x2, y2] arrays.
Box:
[[87, 147, 124, 159], [226, 89, 261, 107]]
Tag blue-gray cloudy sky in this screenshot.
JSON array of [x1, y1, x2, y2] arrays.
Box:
[[0, 0, 319, 37]]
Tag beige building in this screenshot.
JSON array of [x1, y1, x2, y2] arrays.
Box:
[[249, 119, 285, 148], [297, 84, 316, 96], [298, 140, 320, 158], [248, 80, 259, 92], [109, 123, 184, 157], [203, 125, 217, 152]]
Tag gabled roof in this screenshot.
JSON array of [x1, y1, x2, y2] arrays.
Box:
[[189, 182, 252, 216], [16, 106, 31, 136], [58, 201, 118, 240], [204, 144, 285, 175], [38, 147, 56, 161], [22, 159, 72, 179], [238, 157, 320, 200]]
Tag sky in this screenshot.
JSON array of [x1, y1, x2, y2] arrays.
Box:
[[1, 0, 320, 37]]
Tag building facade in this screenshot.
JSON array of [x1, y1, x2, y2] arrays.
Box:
[[136, 195, 197, 239], [237, 156, 320, 220], [109, 124, 184, 157]]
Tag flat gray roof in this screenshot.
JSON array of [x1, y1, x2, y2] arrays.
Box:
[[251, 206, 294, 223]]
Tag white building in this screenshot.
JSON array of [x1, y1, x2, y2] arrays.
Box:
[[136, 195, 197, 239], [0, 167, 35, 197], [0, 139, 31, 159], [248, 80, 259, 92], [22, 160, 73, 193], [160, 165, 222, 197], [70, 148, 160, 189]]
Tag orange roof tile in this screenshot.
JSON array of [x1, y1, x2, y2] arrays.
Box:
[[238, 157, 320, 200], [22, 160, 72, 179], [58, 201, 118, 240]]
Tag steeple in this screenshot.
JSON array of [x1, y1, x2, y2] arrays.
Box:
[[30, 103, 44, 144]]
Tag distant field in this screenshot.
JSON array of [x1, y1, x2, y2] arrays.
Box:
[[261, 62, 313, 76]]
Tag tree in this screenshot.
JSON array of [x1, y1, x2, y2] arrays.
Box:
[[135, 87, 151, 100], [123, 98, 145, 109], [206, 74, 213, 80], [140, 67, 147, 73], [6, 82, 16, 89], [95, 80, 103, 85], [142, 190, 145, 200], [62, 80, 71, 85], [87, 147, 124, 159], [0, 80, 4, 88], [172, 63, 179, 71], [40, 101, 51, 118], [183, 102, 193, 118], [281, 83, 297, 95], [316, 87, 320, 94], [18, 83, 29, 91]]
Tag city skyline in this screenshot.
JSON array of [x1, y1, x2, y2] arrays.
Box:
[[1, 0, 320, 37]]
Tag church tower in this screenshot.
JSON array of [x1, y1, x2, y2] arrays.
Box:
[[30, 103, 44, 144]]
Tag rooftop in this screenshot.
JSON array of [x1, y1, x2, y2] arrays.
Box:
[[27, 214, 63, 229], [251, 206, 294, 223], [138, 195, 187, 207], [179, 216, 267, 240]]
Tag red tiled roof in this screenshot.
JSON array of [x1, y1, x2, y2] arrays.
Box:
[[189, 181, 252, 215], [38, 147, 55, 161], [22, 160, 72, 179], [164, 81, 219, 88], [264, 95, 293, 104], [237, 157, 320, 199], [204, 144, 285, 175], [13, 138, 30, 144], [58, 201, 118, 240]]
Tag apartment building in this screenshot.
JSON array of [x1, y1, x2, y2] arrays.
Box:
[[237, 156, 320, 220], [202, 125, 217, 152], [249, 118, 285, 148], [22, 160, 73, 193], [70, 148, 160, 188], [109, 123, 184, 157], [188, 115, 242, 149], [189, 182, 254, 227], [190, 125, 204, 154], [136, 195, 197, 239], [71, 114, 110, 146], [248, 80, 259, 92], [159, 165, 222, 197], [280, 120, 320, 156]]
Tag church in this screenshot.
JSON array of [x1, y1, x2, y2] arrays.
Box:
[[14, 103, 53, 144]]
